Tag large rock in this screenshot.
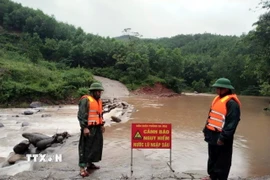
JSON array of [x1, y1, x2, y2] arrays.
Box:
[[36, 138, 55, 150], [111, 116, 121, 123], [13, 140, 30, 154], [121, 102, 128, 109], [52, 131, 71, 140], [1, 152, 13, 168], [0, 123, 4, 128], [8, 154, 27, 164], [56, 136, 64, 143], [21, 122, 29, 127], [30, 101, 42, 108], [23, 110, 33, 115], [22, 133, 51, 146]]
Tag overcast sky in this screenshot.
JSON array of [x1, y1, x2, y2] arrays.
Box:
[[12, 0, 266, 38]]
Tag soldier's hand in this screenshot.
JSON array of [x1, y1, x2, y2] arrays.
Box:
[[217, 139, 224, 145], [101, 126, 105, 133], [83, 128, 90, 136]]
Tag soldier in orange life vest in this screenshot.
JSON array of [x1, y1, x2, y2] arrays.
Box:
[[77, 82, 105, 177], [202, 78, 241, 180]]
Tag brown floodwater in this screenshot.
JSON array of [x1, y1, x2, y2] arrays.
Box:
[[108, 94, 270, 178], [0, 94, 269, 179]]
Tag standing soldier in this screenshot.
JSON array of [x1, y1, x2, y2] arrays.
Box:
[[77, 82, 105, 177], [202, 78, 241, 180]]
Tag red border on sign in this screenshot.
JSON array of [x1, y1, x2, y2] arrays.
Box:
[[131, 123, 171, 149]]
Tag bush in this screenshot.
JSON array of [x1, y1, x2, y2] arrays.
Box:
[[259, 82, 270, 96], [165, 76, 185, 93], [240, 85, 261, 96], [143, 75, 165, 86], [126, 83, 140, 91], [77, 87, 89, 97], [92, 67, 121, 80], [62, 68, 93, 88], [192, 79, 206, 93]]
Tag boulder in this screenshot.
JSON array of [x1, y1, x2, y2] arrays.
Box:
[[56, 136, 64, 143], [30, 101, 43, 108], [8, 154, 27, 164], [36, 138, 55, 150], [22, 133, 51, 146], [52, 131, 71, 139], [23, 111, 33, 115], [0, 123, 4, 128], [122, 102, 128, 109], [21, 122, 29, 127], [13, 140, 30, 154], [1, 152, 15, 167], [111, 116, 121, 123]]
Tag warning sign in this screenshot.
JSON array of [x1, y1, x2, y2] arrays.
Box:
[[131, 123, 171, 149], [134, 131, 142, 139]]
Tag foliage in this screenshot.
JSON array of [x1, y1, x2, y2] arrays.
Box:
[[0, 50, 93, 105], [0, 0, 269, 106], [76, 87, 89, 97]]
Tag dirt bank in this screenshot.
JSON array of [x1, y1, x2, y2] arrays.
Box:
[[131, 83, 180, 97]]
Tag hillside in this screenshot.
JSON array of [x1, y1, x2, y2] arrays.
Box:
[[113, 35, 140, 41], [0, 49, 94, 107], [0, 0, 269, 107]]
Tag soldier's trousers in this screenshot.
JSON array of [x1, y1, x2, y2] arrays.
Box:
[[207, 141, 233, 180]]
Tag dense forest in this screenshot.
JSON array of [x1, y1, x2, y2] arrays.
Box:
[[0, 0, 269, 106]]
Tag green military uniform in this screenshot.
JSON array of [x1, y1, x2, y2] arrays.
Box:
[[77, 82, 104, 168], [202, 78, 241, 180]]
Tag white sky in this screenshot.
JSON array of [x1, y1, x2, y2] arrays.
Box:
[[12, 0, 267, 38]]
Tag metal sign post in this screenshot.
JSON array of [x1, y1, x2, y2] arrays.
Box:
[[130, 123, 174, 175]]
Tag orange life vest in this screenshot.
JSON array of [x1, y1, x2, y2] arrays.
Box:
[[81, 95, 104, 126], [206, 94, 241, 132]]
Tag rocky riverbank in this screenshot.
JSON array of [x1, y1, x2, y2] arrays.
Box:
[[0, 96, 135, 178]]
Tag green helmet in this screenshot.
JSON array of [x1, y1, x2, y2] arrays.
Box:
[[89, 82, 104, 91], [212, 78, 234, 90]]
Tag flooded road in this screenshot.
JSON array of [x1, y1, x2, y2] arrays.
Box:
[[0, 94, 270, 179], [118, 94, 270, 178]]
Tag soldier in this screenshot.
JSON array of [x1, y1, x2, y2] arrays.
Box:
[[77, 82, 105, 177], [202, 78, 241, 180]]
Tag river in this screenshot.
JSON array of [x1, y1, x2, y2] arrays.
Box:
[[120, 94, 270, 178], [0, 94, 269, 179]]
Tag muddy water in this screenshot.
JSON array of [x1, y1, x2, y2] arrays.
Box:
[[0, 95, 269, 178], [115, 95, 270, 178]]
